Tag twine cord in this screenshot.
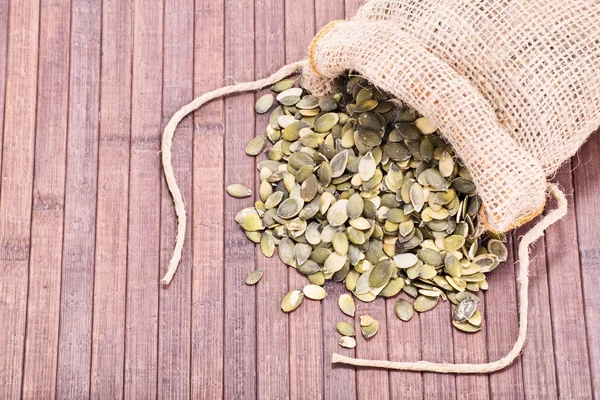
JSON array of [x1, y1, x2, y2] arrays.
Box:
[[161, 60, 307, 285], [332, 182, 568, 373]]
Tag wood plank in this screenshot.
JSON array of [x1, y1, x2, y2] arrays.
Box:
[[420, 301, 455, 400], [90, 0, 132, 397], [486, 234, 525, 399], [0, 0, 8, 170], [355, 298, 390, 400], [0, 0, 40, 397], [512, 221, 558, 399], [223, 1, 256, 398], [386, 293, 422, 400], [573, 131, 600, 400], [323, 282, 357, 400], [453, 296, 489, 400], [284, 1, 324, 399], [254, 0, 290, 398], [21, 0, 71, 398], [158, 0, 193, 398], [313, 2, 352, 400], [316, 0, 345, 29], [124, 1, 164, 398], [55, 1, 101, 397], [545, 164, 593, 398], [345, 0, 363, 18], [190, 0, 225, 397]]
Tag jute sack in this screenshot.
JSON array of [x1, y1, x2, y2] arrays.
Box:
[[161, 0, 600, 374]]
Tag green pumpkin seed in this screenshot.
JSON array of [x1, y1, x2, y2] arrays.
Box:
[[277, 197, 304, 219], [303, 284, 327, 300], [255, 94, 274, 114], [281, 290, 304, 312], [226, 184, 252, 198], [244, 270, 264, 285], [395, 299, 414, 321], [338, 294, 356, 317], [413, 295, 439, 312], [338, 336, 357, 349], [260, 232, 275, 257], [336, 321, 356, 336]]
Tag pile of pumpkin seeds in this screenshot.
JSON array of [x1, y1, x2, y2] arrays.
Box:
[[230, 72, 509, 340]]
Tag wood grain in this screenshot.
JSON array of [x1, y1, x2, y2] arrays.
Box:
[[124, 0, 164, 398], [454, 296, 489, 400], [323, 282, 357, 400], [55, 0, 101, 398], [0, 1, 40, 397], [191, 0, 225, 397], [22, 0, 71, 398], [90, 0, 132, 397], [223, 1, 257, 398], [355, 298, 390, 400], [513, 221, 558, 399], [159, 0, 194, 398], [546, 164, 593, 399], [254, 0, 290, 398], [0, 0, 8, 170], [386, 293, 422, 400], [486, 234, 525, 399], [284, 1, 325, 399], [573, 131, 600, 400], [421, 302, 456, 400]]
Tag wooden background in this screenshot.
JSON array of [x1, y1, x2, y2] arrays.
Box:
[[0, 0, 598, 398]]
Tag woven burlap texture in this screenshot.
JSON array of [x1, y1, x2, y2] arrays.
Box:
[[303, 0, 600, 233]]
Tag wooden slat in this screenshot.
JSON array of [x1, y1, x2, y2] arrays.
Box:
[[55, 1, 101, 398], [573, 132, 600, 400], [316, 0, 345, 29], [486, 234, 525, 398], [345, 0, 363, 17], [284, 2, 325, 399], [355, 298, 390, 400], [0, 0, 8, 169], [22, 0, 71, 398], [420, 302, 455, 399], [0, 1, 40, 397], [158, 0, 193, 398], [545, 164, 593, 398], [124, 1, 164, 398], [223, 1, 257, 398], [323, 282, 357, 400], [90, 0, 132, 397], [454, 297, 489, 400], [191, 0, 225, 397], [386, 293, 422, 399], [513, 221, 558, 398], [254, 0, 290, 398], [313, 2, 355, 400]]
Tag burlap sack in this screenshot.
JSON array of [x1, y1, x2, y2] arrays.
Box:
[[303, 0, 600, 233], [160, 0, 599, 374]]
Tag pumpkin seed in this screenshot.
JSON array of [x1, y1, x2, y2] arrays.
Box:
[[395, 299, 414, 321], [281, 289, 304, 312], [338, 294, 356, 317], [338, 336, 357, 349], [303, 284, 327, 300], [244, 270, 264, 285], [413, 295, 439, 312], [255, 94, 274, 114], [226, 184, 252, 198], [336, 321, 356, 336]]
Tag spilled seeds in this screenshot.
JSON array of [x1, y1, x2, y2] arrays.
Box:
[[229, 72, 509, 349]]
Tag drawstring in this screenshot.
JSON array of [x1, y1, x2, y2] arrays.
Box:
[[331, 182, 567, 373], [161, 60, 307, 285]]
